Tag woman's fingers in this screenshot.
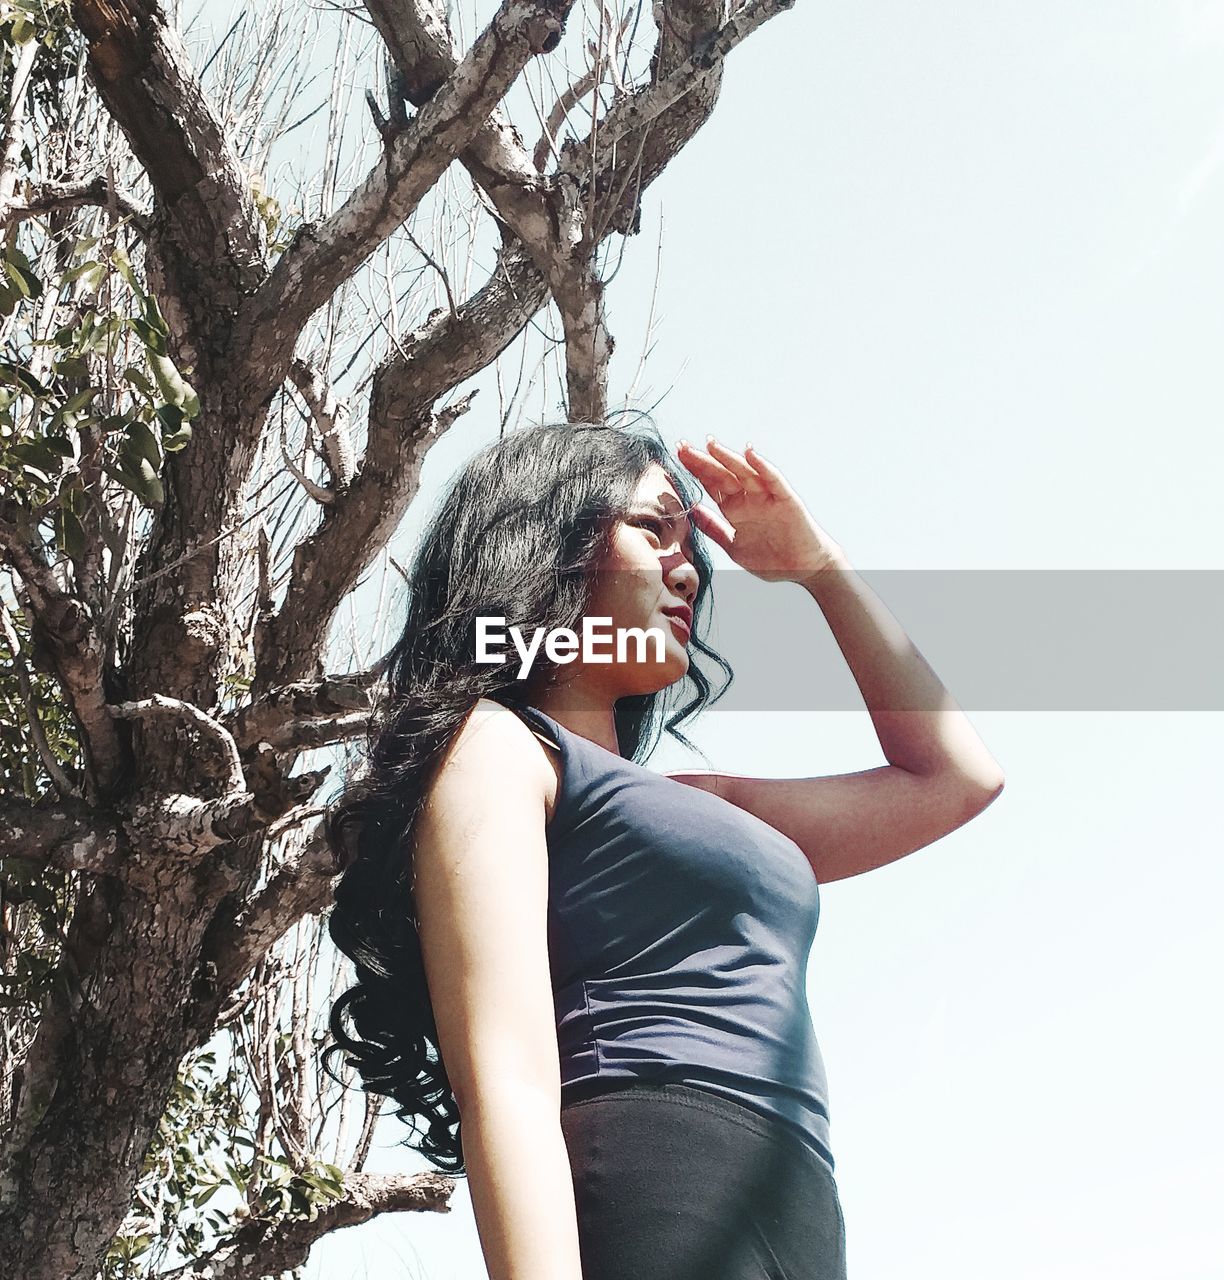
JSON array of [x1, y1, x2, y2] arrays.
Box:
[[677, 437, 769, 502], [702, 437, 769, 494], [743, 443, 794, 500], [676, 438, 739, 494], [688, 500, 736, 552]]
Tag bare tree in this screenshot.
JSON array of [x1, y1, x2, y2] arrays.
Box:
[[0, 0, 795, 1272]]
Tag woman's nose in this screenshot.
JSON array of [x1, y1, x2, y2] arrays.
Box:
[[667, 557, 699, 604]]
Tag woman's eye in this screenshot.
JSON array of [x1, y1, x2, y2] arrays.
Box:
[[635, 517, 665, 539]]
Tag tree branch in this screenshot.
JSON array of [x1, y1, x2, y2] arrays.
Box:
[[120, 789, 257, 861], [0, 797, 123, 873], [227, 672, 382, 749], [234, 0, 576, 395], [250, 0, 786, 688], [157, 1171, 455, 1280], [189, 822, 339, 1047], [363, 0, 614, 419], [256, 712, 370, 753], [564, 0, 794, 176], [360, 0, 791, 421], [108, 694, 245, 792], [69, 0, 266, 319], [252, 340, 484, 691], [1, 522, 126, 801], [287, 358, 356, 493], [0, 174, 148, 233]]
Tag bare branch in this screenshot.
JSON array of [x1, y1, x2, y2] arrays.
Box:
[[229, 672, 382, 750], [157, 1171, 455, 1280], [287, 358, 356, 492], [363, 0, 750, 422], [121, 789, 257, 859], [362, 0, 607, 411], [1, 522, 126, 800], [0, 796, 123, 873], [565, 0, 795, 169], [107, 694, 245, 792], [235, 0, 577, 389], [533, 54, 610, 174], [279, 427, 335, 507], [190, 823, 340, 1046], [0, 175, 148, 233], [249, 0, 794, 687], [69, 0, 266, 313], [252, 362, 481, 690], [259, 712, 370, 752]]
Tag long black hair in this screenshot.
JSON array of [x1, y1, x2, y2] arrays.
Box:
[[320, 418, 733, 1175]]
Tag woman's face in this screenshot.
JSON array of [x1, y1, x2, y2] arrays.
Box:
[[582, 463, 701, 697]]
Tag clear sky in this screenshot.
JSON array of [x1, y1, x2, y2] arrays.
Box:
[[179, 1, 1223, 1276]]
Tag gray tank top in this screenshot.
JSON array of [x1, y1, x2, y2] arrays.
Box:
[[508, 702, 836, 1174]]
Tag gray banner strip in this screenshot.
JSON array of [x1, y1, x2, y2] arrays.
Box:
[[685, 570, 1223, 711]]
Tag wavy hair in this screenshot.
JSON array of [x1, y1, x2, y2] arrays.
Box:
[[320, 417, 733, 1175]]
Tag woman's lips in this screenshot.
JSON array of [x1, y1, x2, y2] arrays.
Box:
[[665, 613, 691, 643]]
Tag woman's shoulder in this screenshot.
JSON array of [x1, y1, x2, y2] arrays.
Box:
[[470, 697, 560, 752], [461, 698, 562, 823]]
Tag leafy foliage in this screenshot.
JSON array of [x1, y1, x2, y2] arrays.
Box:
[[102, 1044, 348, 1278], [1, 234, 200, 518]]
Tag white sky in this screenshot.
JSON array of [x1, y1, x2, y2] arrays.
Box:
[[198, 1, 1224, 1275]]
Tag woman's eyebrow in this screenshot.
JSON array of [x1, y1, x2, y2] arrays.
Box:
[[642, 499, 696, 554]]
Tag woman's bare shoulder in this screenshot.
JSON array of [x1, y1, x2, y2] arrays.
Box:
[[429, 698, 560, 823]]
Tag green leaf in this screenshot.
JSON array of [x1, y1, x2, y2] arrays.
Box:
[[4, 260, 42, 300], [161, 423, 192, 453], [60, 261, 101, 285], [148, 353, 198, 416], [129, 318, 165, 355], [0, 361, 49, 395], [124, 419, 161, 471], [111, 246, 141, 292], [8, 440, 64, 475], [61, 388, 98, 416], [287, 1184, 314, 1216], [53, 357, 90, 381], [106, 457, 164, 508], [123, 366, 154, 397], [55, 505, 86, 562], [141, 293, 167, 332], [154, 403, 184, 431], [156, 403, 192, 450]]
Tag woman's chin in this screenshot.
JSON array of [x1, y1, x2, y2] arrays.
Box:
[[631, 648, 689, 693]]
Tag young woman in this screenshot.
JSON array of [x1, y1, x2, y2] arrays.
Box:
[[323, 419, 1005, 1280]]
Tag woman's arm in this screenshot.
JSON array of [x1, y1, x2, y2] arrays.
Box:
[[460, 1085, 585, 1280], [413, 701, 584, 1280], [670, 438, 1005, 884], [668, 557, 1005, 884]]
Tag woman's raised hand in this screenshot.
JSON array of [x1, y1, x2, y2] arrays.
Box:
[[675, 436, 846, 586]]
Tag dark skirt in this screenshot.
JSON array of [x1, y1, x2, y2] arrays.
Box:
[[560, 1080, 848, 1280]]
